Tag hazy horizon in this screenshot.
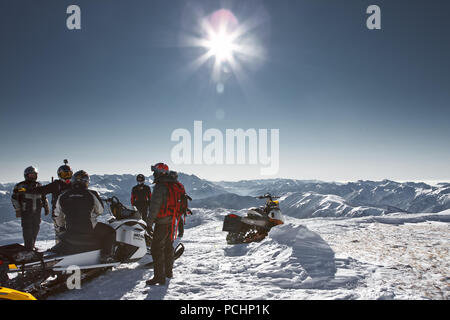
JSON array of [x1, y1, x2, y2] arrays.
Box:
[[0, 168, 448, 186]]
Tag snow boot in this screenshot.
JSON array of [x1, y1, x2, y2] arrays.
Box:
[[146, 277, 166, 286]]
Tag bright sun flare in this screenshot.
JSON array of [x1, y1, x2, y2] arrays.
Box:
[[206, 30, 236, 63], [184, 8, 265, 85]]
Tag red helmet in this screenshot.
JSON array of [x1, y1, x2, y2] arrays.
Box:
[[151, 163, 169, 175], [152, 163, 169, 171]]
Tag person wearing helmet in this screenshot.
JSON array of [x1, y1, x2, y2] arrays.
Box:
[[131, 174, 152, 221], [51, 170, 115, 263], [31, 160, 73, 243], [11, 166, 50, 251], [146, 163, 187, 286]]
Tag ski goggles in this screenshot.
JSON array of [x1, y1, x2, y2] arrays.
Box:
[[59, 171, 72, 179], [26, 173, 37, 179], [151, 163, 169, 172]]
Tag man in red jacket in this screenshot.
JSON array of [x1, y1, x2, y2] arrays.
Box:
[[146, 163, 186, 286]]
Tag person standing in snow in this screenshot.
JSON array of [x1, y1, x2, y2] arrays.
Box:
[[146, 163, 187, 286], [11, 166, 50, 251], [131, 174, 152, 221], [31, 160, 73, 243]]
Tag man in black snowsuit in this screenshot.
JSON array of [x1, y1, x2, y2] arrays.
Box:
[[146, 163, 185, 286], [31, 161, 73, 243], [11, 166, 50, 251], [131, 174, 151, 221], [51, 170, 116, 263]]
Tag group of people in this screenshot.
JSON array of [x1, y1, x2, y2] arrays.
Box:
[[10, 161, 187, 286]]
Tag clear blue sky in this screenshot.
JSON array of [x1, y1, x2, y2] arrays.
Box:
[[0, 0, 449, 183]]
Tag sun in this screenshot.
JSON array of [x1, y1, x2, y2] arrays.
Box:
[[182, 7, 266, 87], [199, 9, 241, 70], [205, 29, 236, 64]]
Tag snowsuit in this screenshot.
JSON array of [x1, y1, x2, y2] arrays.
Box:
[[51, 186, 115, 257], [31, 179, 72, 242], [147, 174, 182, 280], [131, 184, 152, 221], [11, 181, 49, 251]]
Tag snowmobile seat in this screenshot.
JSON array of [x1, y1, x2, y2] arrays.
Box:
[[222, 214, 244, 233], [120, 206, 140, 220], [0, 243, 26, 260], [111, 202, 140, 220], [49, 233, 100, 256], [0, 243, 43, 264], [247, 209, 265, 219]]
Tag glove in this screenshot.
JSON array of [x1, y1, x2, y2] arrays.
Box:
[[15, 209, 22, 218]]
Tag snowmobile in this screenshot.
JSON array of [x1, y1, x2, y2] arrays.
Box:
[[0, 286, 37, 300], [0, 196, 185, 299], [222, 193, 285, 244]]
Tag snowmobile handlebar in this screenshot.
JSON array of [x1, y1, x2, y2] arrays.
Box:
[[256, 194, 280, 201], [101, 196, 120, 204]]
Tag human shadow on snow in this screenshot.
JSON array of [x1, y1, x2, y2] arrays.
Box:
[[51, 263, 164, 300], [144, 279, 170, 300]]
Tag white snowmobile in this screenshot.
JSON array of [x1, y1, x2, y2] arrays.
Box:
[[222, 193, 285, 244], [0, 196, 184, 299]]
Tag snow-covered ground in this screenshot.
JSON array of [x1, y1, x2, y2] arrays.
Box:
[[2, 208, 448, 300]]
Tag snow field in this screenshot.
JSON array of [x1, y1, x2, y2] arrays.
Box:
[[1, 209, 448, 300]]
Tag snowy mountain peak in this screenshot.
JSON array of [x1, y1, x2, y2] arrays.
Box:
[[0, 174, 448, 222]]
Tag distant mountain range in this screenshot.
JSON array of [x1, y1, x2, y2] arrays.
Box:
[[0, 174, 448, 223]]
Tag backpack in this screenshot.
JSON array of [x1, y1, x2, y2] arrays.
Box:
[[163, 182, 191, 240]]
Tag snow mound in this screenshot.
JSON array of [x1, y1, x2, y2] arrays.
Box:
[[269, 223, 337, 279]]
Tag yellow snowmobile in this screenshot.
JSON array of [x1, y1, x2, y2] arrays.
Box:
[[0, 286, 36, 300]]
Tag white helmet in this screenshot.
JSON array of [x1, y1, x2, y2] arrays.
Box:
[[268, 209, 285, 225]]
